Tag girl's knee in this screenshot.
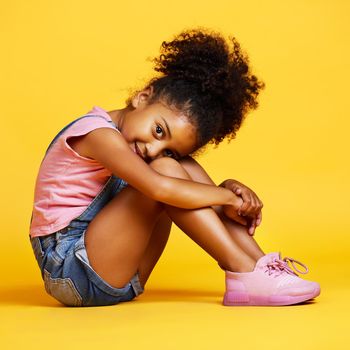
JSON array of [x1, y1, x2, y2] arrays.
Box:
[[149, 157, 191, 179]]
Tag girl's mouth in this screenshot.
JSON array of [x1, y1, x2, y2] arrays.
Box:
[[134, 142, 144, 159]]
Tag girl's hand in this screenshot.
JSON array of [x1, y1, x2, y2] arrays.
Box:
[[220, 179, 263, 236], [222, 196, 248, 226]]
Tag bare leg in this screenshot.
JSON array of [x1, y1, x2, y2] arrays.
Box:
[[163, 204, 257, 273], [216, 211, 265, 261], [137, 157, 265, 288], [137, 211, 172, 288], [180, 156, 265, 261], [84, 157, 256, 289]]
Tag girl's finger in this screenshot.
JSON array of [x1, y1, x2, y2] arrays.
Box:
[[256, 211, 262, 226], [248, 221, 256, 235], [245, 193, 256, 217], [239, 191, 251, 214], [238, 217, 248, 226], [250, 193, 261, 215], [234, 214, 247, 226]]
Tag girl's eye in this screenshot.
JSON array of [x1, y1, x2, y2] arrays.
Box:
[[165, 149, 175, 158], [156, 125, 163, 135], [155, 125, 175, 159]]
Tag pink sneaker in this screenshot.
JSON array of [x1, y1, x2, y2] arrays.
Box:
[[222, 252, 321, 306]]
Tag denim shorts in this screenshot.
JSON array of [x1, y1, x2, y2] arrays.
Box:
[[29, 226, 144, 307]]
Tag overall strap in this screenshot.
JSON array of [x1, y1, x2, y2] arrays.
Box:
[[30, 114, 117, 228], [44, 114, 117, 156]]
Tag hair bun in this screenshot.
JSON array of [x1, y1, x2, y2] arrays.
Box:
[[152, 28, 231, 99]]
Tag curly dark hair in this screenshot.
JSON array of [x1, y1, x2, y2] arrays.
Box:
[[125, 27, 265, 156]]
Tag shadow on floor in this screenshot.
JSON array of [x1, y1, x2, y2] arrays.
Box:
[[138, 288, 223, 304], [0, 284, 223, 307], [138, 288, 318, 306], [0, 284, 62, 307], [0, 285, 317, 307]]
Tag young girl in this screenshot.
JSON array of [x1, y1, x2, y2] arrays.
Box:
[[29, 28, 320, 307]]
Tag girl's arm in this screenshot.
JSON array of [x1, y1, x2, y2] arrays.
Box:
[[69, 128, 241, 210]]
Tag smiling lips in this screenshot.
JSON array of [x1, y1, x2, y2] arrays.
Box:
[[135, 142, 144, 159]]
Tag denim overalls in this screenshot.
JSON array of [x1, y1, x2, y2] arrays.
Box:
[[29, 114, 144, 307]]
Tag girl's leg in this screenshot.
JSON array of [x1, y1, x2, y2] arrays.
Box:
[[137, 156, 265, 289], [84, 157, 256, 290], [137, 211, 172, 288], [180, 156, 265, 261]]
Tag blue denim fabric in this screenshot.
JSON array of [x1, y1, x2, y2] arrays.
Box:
[[29, 115, 144, 307]]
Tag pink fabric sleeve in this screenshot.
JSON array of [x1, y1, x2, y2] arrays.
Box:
[[59, 116, 120, 162]]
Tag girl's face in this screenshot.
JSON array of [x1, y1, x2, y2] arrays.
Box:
[[113, 89, 198, 163]]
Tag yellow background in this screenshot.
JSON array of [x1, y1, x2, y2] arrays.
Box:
[[1, 0, 349, 349]]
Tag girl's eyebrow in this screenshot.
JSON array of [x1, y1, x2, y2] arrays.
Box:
[[161, 117, 172, 138], [160, 116, 182, 159]]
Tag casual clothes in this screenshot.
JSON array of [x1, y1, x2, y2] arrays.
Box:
[[30, 106, 119, 237], [29, 107, 144, 306]]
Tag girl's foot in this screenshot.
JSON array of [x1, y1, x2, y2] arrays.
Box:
[[221, 252, 321, 306]]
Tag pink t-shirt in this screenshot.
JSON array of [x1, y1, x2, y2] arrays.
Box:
[[30, 106, 121, 237]]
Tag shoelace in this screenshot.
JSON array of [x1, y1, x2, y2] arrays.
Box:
[[265, 256, 309, 277]]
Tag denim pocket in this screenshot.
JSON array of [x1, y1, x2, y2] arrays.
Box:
[[54, 227, 82, 262], [43, 269, 83, 307]]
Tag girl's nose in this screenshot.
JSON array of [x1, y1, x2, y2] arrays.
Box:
[[145, 142, 163, 160]]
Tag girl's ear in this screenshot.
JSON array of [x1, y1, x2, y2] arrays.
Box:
[[131, 86, 154, 109]]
